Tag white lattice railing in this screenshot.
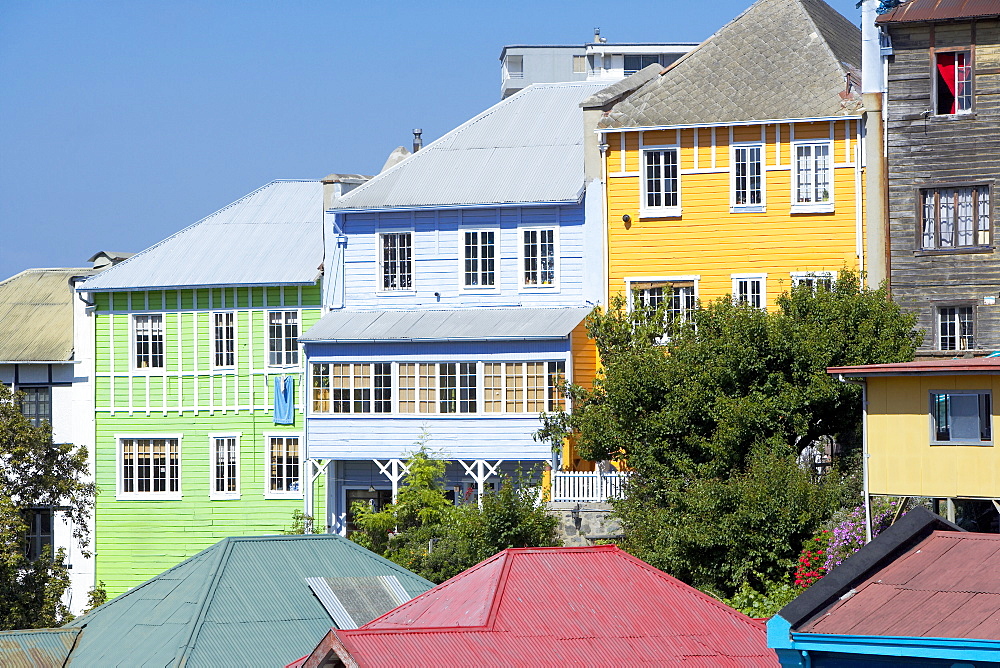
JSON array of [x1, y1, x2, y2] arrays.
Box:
[[550, 470, 628, 503]]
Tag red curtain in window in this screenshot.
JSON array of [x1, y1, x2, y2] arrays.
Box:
[[937, 52, 956, 114]]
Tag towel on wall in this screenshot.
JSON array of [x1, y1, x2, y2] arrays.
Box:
[[273, 376, 294, 425]]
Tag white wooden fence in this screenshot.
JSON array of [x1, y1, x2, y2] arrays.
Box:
[[550, 470, 628, 503]]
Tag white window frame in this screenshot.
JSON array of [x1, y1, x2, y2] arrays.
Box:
[[791, 141, 835, 214], [929, 390, 991, 446], [790, 271, 835, 292], [116, 434, 183, 501], [310, 362, 393, 415], [212, 311, 236, 369], [209, 433, 241, 500], [938, 305, 976, 351], [518, 225, 559, 290], [640, 146, 681, 218], [625, 276, 700, 313], [132, 313, 166, 372], [459, 228, 499, 291], [377, 231, 414, 293], [730, 143, 765, 212], [267, 309, 300, 368], [264, 433, 302, 499], [731, 273, 767, 309]]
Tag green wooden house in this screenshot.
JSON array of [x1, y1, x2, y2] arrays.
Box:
[[76, 179, 354, 596]]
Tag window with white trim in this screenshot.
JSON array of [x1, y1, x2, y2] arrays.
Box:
[[120, 437, 180, 497], [311, 363, 392, 414], [134, 314, 164, 369], [268, 310, 298, 366], [521, 228, 556, 287], [732, 144, 763, 208], [930, 390, 991, 444], [463, 230, 496, 288], [642, 148, 680, 214], [791, 271, 835, 292], [793, 142, 833, 211], [632, 280, 697, 323], [312, 361, 565, 415], [267, 435, 300, 496], [380, 232, 412, 290], [210, 435, 239, 499], [920, 186, 990, 249], [213, 312, 235, 368], [732, 275, 766, 309], [935, 50, 972, 115], [938, 305, 975, 351], [624, 54, 661, 76]]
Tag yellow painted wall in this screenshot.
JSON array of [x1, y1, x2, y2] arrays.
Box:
[[566, 318, 599, 470], [867, 375, 1000, 498], [605, 119, 863, 307]]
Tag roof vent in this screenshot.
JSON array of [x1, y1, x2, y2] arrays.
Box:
[[594, 27, 606, 43], [412, 128, 423, 153]]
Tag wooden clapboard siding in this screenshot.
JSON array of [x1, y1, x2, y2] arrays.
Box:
[[607, 119, 862, 306], [92, 284, 324, 597], [884, 18, 1000, 352]]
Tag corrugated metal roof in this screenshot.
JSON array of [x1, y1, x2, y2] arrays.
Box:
[[800, 531, 1000, 639], [301, 307, 591, 343], [79, 180, 324, 292], [877, 0, 1000, 22], [47, 534, 432, 667], [593, 0, 862, 129], [0, 628, 80, 668], [0, 268, 95, 362], [330, 82, 609, 211], [828, 357, 1000, 377], [313, 545, 777, 667]]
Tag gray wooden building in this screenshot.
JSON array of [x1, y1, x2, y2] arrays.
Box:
[[878, 0, 1000, 354]]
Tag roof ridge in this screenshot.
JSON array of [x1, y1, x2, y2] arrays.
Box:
[[174, 536, 236, 666], [797, 0, 860, 73], [77, 180, 302, 290], [484, 549, 516, 629]]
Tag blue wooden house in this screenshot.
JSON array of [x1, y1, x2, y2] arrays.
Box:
[[301, 81, 609, 532]]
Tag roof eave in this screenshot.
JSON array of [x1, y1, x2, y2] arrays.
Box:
[[77, 278, 321, 293], [329, 197, 583, 215], [786, 629, 1000, 662], [597, 114, 864, 133], [301, 335, 573, 344]]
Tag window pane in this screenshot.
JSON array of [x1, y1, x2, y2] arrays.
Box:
[[312, 363, 330, 413], [374, 363, 392, 413], [439, 363, 457, 414], [459, 363, 477, 413], [353, 364, 371, 413], [419, 363, 437, 413], [506, 362, 524, 412], [398, 363, 416, 413]]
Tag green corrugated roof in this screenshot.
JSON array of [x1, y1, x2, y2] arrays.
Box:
[[0, 628, 80, 668], [54, 534, 431, 667]]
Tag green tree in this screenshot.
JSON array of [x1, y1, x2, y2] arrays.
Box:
[[350, 448, 558, 583], [539, 271, 919, 598], [0, 383, 95, 629]]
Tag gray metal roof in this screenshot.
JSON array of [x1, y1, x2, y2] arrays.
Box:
[[79, 180, 323, 292], [331, 82, 610, 211], [52, 534, 432, 667], [301, 307, 591, 343], [0, 628, 80, 668], [592, 0, 863, 128], [0, 267, 95, 362]]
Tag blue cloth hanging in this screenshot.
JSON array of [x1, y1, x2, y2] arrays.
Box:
[[273, 376, 294, 425]]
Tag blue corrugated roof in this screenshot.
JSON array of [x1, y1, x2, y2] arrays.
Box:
[[330, 82, 610, 211], [79, 180, 323, 292], [301, 307, 591, 343], [41, 534, 433, 667]]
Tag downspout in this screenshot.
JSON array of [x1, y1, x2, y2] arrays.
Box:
[[600, 135, 610, 308], [862, 379, 872, 542]]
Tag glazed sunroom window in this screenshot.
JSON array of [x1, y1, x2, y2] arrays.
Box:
[[921, 187, 990, 249]]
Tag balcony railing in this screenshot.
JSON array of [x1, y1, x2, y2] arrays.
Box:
[[550, 470, 628, 503]]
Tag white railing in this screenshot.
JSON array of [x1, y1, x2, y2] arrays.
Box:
[[550, 470, 628, 503]]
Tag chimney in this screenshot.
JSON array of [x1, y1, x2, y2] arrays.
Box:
[[594, 27, 606, 44], [412, 129, 423, 153]]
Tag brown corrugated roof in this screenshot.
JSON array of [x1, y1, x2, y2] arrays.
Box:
[[877, 0, 1000, 23], [593, 0, 863, 129], [800, 531, 1000, 639], [828, 357, 1000, 376], [0, 268, 95, 362]]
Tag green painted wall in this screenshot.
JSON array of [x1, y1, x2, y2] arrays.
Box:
[[92, 285, 325, 597]]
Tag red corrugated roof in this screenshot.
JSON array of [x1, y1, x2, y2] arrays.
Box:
[[827, 357, 1000, 377], [800, 531, 1000, 639], [877, 0, 1000, 23], [312, 546, 777, 667]]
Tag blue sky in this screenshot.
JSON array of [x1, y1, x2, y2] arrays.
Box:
[[0, 0, 862, 277]]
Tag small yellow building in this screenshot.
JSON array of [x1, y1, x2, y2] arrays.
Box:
[[583, 0, 867, 313]]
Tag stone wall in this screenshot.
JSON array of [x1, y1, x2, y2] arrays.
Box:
[[546, 502, 622, 547]]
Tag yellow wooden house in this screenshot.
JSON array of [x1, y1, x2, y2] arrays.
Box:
[[829, 358, 1000, 530], [582, 0, 867, 313]]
